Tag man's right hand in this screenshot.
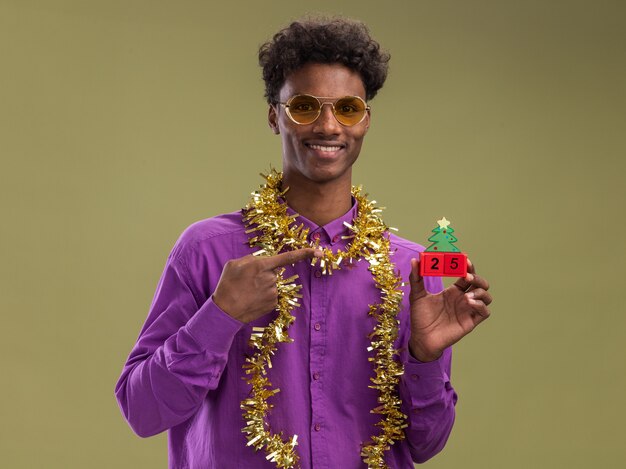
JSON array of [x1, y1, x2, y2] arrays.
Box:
[[212, 248, 322, 323]]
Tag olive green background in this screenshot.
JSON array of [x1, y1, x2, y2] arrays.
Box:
[[2, 0, 625, 468]]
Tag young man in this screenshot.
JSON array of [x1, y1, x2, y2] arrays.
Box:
[[115, 17, 492, 469]]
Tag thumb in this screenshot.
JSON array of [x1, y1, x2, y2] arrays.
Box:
[[409, 258, 428, 301]]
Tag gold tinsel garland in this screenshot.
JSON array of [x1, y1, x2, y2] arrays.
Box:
[[240, 169, 407, 468]]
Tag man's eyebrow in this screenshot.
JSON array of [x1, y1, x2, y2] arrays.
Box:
[[286, 93, 359, 99]]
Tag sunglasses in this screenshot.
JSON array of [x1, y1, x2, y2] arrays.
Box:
[[277, 94, 370, 127]]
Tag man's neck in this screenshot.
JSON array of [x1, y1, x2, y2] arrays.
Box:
[[282, 172, 353, 227]]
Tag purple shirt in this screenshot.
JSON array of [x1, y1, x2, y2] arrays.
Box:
[[115, 201, 457, 468]]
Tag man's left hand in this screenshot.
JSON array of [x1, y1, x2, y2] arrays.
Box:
[[408, 258, 492, 362]]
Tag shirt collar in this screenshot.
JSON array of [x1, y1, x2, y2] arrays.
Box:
[[285, 197, 358, 246]]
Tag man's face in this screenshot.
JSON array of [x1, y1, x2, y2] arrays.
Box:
[[268, 62, 370, 186]]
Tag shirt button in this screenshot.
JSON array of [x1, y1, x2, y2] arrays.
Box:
[[411, 374, 420, 381], [313, 372, 320, 380], [314, 270, 322, 278], [314, 423, 321, 432], [314, 323, 321, 331], [312, 232, 321, 241], [332, 235, 340, 243]]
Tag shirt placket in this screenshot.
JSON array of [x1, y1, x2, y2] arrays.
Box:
[[308, 228, 329, 468]]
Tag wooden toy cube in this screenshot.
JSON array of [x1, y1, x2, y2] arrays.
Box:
[[420, 252, 468, 277], [419, 252, 445, 276], [443, 253, 467, 277]]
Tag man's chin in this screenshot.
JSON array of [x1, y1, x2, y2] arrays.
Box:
[[303, 166, 352, 185], [283, 158, 356, 186]]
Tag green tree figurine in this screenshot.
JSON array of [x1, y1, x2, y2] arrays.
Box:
[[425, 217, 461, 253], [420, 217, 468, 277]]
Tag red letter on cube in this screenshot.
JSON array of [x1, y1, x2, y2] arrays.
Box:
[[420, 252, 445, 276], [443, 253, 467, 277]]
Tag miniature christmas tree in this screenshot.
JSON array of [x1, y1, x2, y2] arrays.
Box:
[[420, 217, 468, 277], [425, 217, 460, 253]]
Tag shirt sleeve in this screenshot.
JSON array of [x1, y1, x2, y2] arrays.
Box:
[[398, 275, 458, 463], [400, 347, 457, 463], [114, 249, 243, 438]]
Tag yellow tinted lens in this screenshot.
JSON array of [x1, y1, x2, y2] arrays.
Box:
[[334, 97, 367, 126], [287, 95, 320, 124]]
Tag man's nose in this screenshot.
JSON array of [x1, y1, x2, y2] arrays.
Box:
[[313, 102, 340, 134]]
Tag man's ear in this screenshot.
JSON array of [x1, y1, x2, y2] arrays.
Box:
[[268, 105, 280, 134], [363, 108, 371, 134]]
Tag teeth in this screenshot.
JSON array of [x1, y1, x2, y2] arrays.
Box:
[[308, 144, 342, 152]]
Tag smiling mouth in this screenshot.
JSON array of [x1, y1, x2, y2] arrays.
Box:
[[306, 143, 344, 152]]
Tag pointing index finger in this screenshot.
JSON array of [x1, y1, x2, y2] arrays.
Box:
[[261, 248, 323, 270]]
